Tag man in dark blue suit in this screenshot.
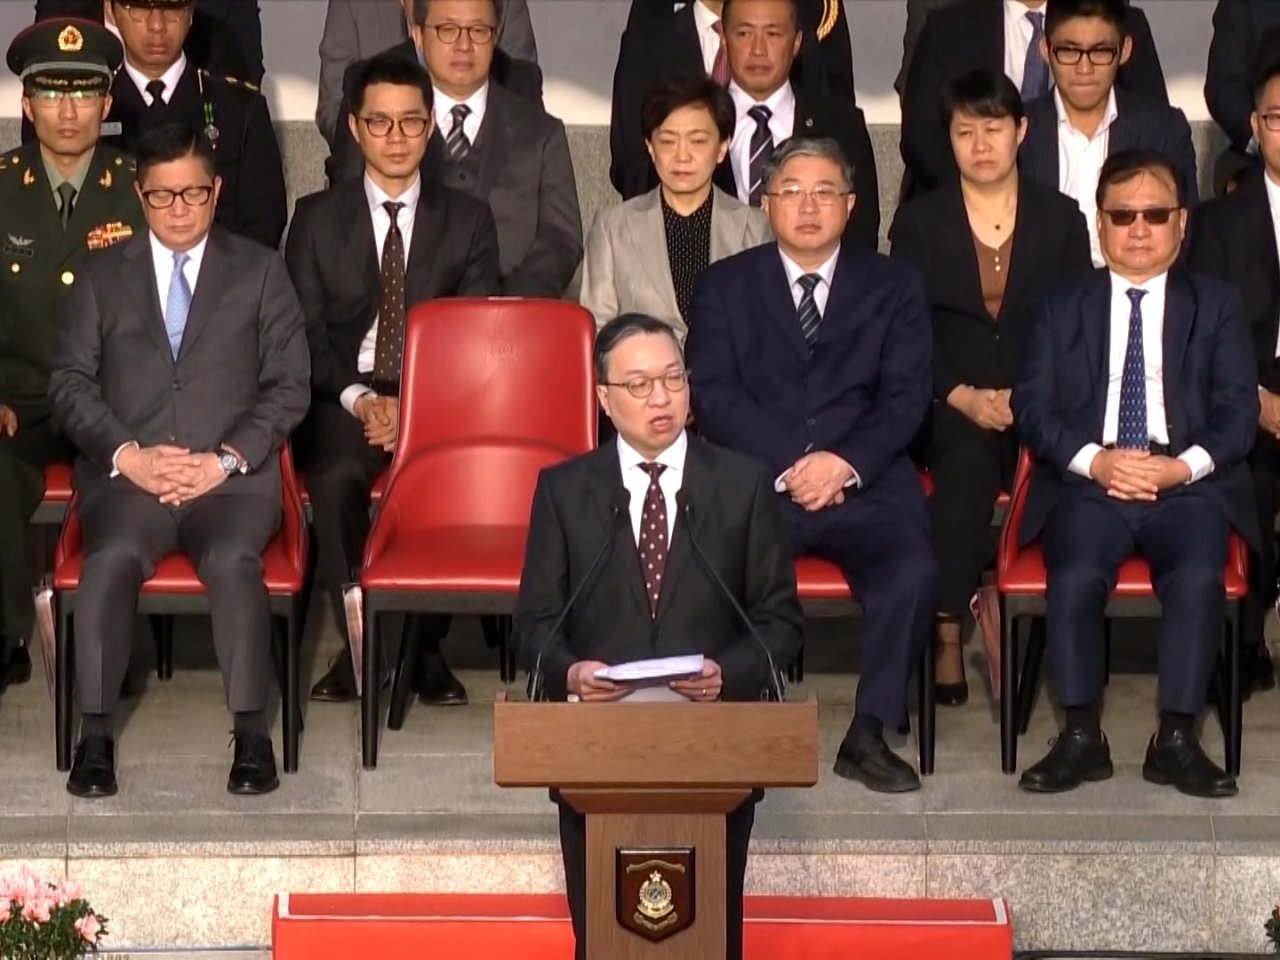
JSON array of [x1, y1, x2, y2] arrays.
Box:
[[1013, 150, 1259, 798], [687, 136, 938, 794]]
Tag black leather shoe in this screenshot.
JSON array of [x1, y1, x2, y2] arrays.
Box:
[[310, 652, 357, 703], [416, 652, 468, 706], [228, 733, 280, 795], [1019, 727, 1113, 793], [67, 736, 117, 798], [2, 644, 31, 689], [935, 680, 969, 707], [1142, 729, 1237, 798], [1241, 642, 1276, 700], [833, 726, 921, 793]]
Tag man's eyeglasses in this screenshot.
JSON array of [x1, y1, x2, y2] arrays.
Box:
[[765, 187, 849, 208], [359, 115, 431, 138], [1101, 207, 1180, 227], [1050, 44, 1121, 66], [116, 3, 190, 24], [28, 90, 104, 108], [1259, 112, 1280, 132], [141, 186, 214, 209], [601, 370, 690, 399], [424, 22, 495, 45]]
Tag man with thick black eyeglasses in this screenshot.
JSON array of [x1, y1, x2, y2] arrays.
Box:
[[285, 53, 500, 707], [1012, 149, 1258, 799], [1017, 0, 1196, 267]]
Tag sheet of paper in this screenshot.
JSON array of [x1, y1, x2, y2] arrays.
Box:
[[617, 686, 690, 702], [595, 654, 704, 683]]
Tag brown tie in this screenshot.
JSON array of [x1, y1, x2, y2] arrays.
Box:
[[372, 200, 406, 386], [638, 463, 669, 616]]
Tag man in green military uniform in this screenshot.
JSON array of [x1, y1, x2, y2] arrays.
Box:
[[0, 17, 145, 698]]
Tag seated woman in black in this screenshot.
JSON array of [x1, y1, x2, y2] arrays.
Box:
[[890, 68, 1092, 705]]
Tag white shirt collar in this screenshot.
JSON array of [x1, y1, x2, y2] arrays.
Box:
[[728, 79, 795, 119], [1005, 0, 1042, 23], [1265, 170, 1280, 225], [616, 429, 689, 477], [693, 0, 719, 36], [363, 173, 422, 215], [125, 52, 187, 105], [1108, 269, 1168, 300], [779, 245, 840, 290], [1054, 86, 1119, 137], [433, 82, 489, 127], [149, 227, 209, 271]]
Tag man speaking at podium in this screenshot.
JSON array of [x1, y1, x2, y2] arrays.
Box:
[[514, 312, 803, 960]]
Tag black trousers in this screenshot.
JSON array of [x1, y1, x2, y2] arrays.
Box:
[[926, 404, 1017, 616], [1244, 434, 1280, 651], [557, 796, 756, 960], [1042, 486, 1228, 715], [74, 488, 279, 716]]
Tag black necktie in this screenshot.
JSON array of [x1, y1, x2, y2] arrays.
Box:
[[372, 201, 407, 386], [796, 274, 822, 347], [56, 182, 77, 231], [145, 79, 166, 110]]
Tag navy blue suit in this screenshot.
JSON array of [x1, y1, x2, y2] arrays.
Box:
[[1012, 267, 1259, 714], [687, 242, 939, 728]]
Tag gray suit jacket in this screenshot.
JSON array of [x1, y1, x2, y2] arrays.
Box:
[[316, 0, 538, 148], [48, 228, 311, 504], [579, 187, 771, 336]]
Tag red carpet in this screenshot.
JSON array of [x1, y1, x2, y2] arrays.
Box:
[[273, 892, 1012, 958]]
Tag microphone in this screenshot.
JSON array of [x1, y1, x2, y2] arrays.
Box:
[[526, 491, 630, 702], [675, 491, 787, 703]]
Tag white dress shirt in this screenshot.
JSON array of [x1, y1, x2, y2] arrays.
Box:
[[125, 53, 187, 106], [341, 174, 422, 415], [1265, 171, 1280, 359], [618, 430, 687, 546], [692, 0, 722, 75], [1056, 88, 1119, 267], [727, 81, 796, 204], [432, 83, 489, 146], [1067, 272, 1214, 484], [1003, 0, 1043, 92]]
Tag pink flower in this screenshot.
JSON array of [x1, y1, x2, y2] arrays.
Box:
[[55, 879, 81, 907], [75, 912, 102, 945]]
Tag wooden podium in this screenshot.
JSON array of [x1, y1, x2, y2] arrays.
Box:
[[493, 694, 819, 959]]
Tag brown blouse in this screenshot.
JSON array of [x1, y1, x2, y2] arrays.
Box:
[[973, 232, 1014, 320]]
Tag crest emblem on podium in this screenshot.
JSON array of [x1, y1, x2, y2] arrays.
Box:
[[617, 849, 695, 942]]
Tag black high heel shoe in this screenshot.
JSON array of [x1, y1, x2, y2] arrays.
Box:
[[934, 644, 969, 707]]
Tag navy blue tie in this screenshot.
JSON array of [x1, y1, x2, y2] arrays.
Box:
[[1020, 10, 1050, 102], [796, 274, 822, 347], [1116, 288, 1148, 450]]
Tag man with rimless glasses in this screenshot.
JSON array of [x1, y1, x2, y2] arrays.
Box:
[[1013, 150, 1259, 799], [0, 18, 145, 709], [1018, 0, 1197, 267]]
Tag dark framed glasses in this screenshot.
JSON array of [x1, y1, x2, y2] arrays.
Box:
[[1050, 44, 1121, 66], [1101, 207, 1180, 227], [358, 115, 431, 139], [601, 370, 690, 399], [141, 186, 214, 209]]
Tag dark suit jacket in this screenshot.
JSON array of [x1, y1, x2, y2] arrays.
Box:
[[34, 0, 264, 84], [513, 438, 803, 703], [1018, 87, 1199, 208], [889, 177, 1092, 401], [686, 242, 932, 501], [284, 179, 501, 406], [1206, 0, 1280, 153], [48, 228, 310, 504], [900, 0, 1169, 192], [708, 91, 880, 251], [1012, 267, 1260, 547], [1187, 169, 1280, 392]]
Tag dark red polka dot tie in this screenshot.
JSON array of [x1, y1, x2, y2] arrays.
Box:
[[638, 462, 669, 617], [372, 200, 406, 385]]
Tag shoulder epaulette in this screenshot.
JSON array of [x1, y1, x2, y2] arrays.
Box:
[[200, 68, 259, 93], [817, 0, 838, 40]]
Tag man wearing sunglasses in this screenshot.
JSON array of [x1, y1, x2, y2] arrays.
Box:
[[1188, 55, 1280, 701], [0, 18, 145, 709], [48, 122, 310, 798], [1018, 0, 1196, 267], [1013, 150, 1258, 799]]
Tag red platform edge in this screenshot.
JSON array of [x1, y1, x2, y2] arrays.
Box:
[[273, 892, 1012, 959]]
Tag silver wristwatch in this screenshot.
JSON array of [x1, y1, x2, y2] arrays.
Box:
[[217, 451, 246, 476]]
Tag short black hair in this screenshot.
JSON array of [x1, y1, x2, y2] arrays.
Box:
[[1252, 34, 1280, 106], [640, 74, 735, 143], [941, 68, 1025, 127], [412, 0, 496, 27], [1095, 149, 1186, 208], [134, 122, 215, 182], [1045, 0, 1128, 39], [722, 0, 799, 30], [594, 314, 683, 383], [348, 52, 434, 117]]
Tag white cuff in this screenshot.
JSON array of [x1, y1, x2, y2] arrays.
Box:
[[110, 441, 138, 478], [773, 470, 788, 493], [340, 384, 375, 415], [1178, 445, 1215, 484], [774, 461, 861, 492], [1068, 443, 1104, 480]]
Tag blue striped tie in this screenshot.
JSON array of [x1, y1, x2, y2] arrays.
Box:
[[797, 274, 822, 348], [1020, 11, 1050, 101], [1116, 288, 1148, 449], [747, 105, 773, 207], [165, 251, 192, 360]]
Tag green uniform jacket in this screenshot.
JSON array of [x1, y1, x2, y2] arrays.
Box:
[[0, 142, 145, 413]]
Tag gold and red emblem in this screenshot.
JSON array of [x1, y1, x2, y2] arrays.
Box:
[[85, 221, 133, 251], [57, 25, 84, 53]]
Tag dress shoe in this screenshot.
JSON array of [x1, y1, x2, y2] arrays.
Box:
[[934, 642, 968, 707], [1241, 642, 1276, 700], [228, 733, 280, 795], [833, 726, 921, 793], [1142, 729, 1237, 798], [416, 653, 468, 706], [2, 644, 31, 689], [66, 736, 117, 798], [310, 652, 357, 702], [1019, 727, 1113, 793]]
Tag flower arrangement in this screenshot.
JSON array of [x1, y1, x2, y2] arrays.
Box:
[[1267, 903, 1280, 952], [0, 866, 106, 959]]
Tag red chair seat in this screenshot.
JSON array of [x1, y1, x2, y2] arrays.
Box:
[[793, 556, 852, 601], [42, 462, 73, 501], [361, 526, 527, 593]]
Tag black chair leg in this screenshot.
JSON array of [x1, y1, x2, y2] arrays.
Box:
[[56, 598, 74, 772], [388, 617, 419, 731], [1016, 618, 1047, 735], [1103, 619, 1112, 687], [1227, 603, 1242, 777], [793, 645, 805, 683], [1000, 603, 1019, 774], [152, 615, 174, 680], [361, 600, 381, 770], [918, 632, 936, 776], [283, 602, 301, 774], [482, 615, 515, 683]]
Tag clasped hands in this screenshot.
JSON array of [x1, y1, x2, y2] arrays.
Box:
[[0, 404, 16, 437], [353, 394, 398, 451], [782, 451, 854, 512], [1089, 448, 1190, 501], [116, 444, 228, 506], [1260, 388, 1280, 441], [565, 658, 723, 703], [950, 385, 1014, 432]]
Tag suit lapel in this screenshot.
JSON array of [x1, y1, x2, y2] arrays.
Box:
[[656, 436, 709, 622], [630, 190, 680, 321], [473, 85, 512, 195], [997, 179, 1037, 324], [175, 228, 231, 363], [937, 187, 991, 322], [586, 445, 649, 616], [120, 232, 173, 361], [672, 4, 702, 72], [1080, 270, 1111, 430], [1024, 98, 1060, 186], [342, 180, 379, 299], [1162, 269, 1195, 413], [709, 189, 749, 261], [978, 0, 1006, 72], [406, 190, 447, 305], [757, 245, 810, 361]]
